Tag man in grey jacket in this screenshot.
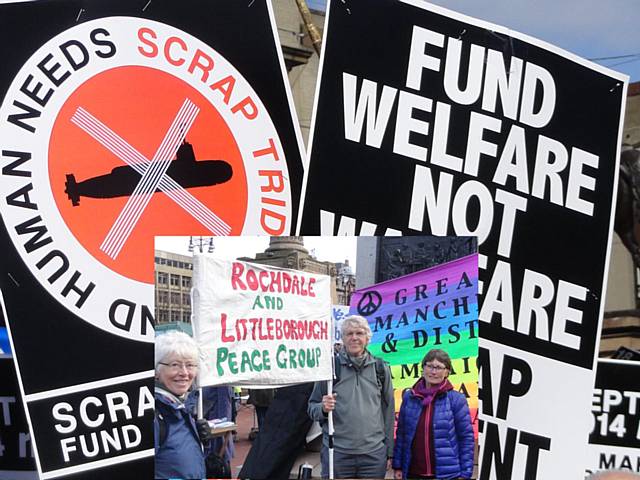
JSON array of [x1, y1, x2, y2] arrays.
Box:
[[308, 315, 395, 479]]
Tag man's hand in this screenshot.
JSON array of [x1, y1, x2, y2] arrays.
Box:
[[196, 418, 212, 443], [393, 468, 402, 479], [321, 393, 337, 413]]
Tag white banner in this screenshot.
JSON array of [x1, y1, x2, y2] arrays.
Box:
[[192, 256, 333, 386]]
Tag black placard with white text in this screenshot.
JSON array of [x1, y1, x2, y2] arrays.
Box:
[[298, 0, 628, 478], [586, 359, 640, 475], [0, 355, 37, 478], [0, 0, 305, 477]]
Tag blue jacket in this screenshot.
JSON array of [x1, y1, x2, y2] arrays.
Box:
[[393, 387, 474, 479], [155, 389, 205, 479]]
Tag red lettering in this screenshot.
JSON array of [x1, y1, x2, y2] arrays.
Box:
[[209, 75, 235, 104], [259, 170, 285, 193], [164, 36, 187, 66], [246, 269, 259, 290], [282, 273, 292, 294], [231, 262, 246, 290], [258, 318, 268, 341], [266, 318, 274, 340], [308, 278, 316, 297], [137, 27, 158, 58], [231, 96, 258, 120], [292, 276, 300, 295], [237, 318, 248, 341], [275, 318, 283, 340], [252, 138, 279, 161], [188, 49, 214, 82], [320, 320, 328, 339], [258, 271, 270, 292], [270, 271, 282, 293], [249, 318, 258, 339], [300, 276, 308, 296], [262, 197, 286, 207], [220, 313, 235, 343], [260, 208, 286, 235]]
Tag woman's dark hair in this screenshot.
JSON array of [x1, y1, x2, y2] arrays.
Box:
[[421, 349, 452, 371]]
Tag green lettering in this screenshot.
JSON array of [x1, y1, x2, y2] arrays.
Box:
[[241, 350, 253, 373], [276, 344, 287, 368], [289, 348, 298, 369], [228, 351, 238, 374], [262, 350, 271, 370], [263, 295, 284, 310], [299, 348, 306, 367], [216, 347, 229, 376], [251, 349, 263, 372], [252, 296, 264, 309]]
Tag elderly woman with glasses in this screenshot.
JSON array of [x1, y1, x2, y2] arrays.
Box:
[[155, 331, 206, 479], [392, 349, 474, 480]]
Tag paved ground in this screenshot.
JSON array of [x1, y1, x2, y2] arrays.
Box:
[[230, 400, 323, 479]]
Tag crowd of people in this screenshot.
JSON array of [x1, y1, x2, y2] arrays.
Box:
[[154, 318, 640, 480]]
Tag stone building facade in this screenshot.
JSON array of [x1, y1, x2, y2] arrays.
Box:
[[154, 250, 194, 326]]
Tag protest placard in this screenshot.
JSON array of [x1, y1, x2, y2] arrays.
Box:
[[349, 255, 478, 426], [0, 0, 304, 476], [0, 324, 37, 479], [586, 359, 640, 475], [332, 304, 350, 343], [192, 256, 333, 386], [298, 1, 628, 477]]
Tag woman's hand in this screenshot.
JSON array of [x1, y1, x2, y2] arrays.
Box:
[[393, 469, 403, 480]]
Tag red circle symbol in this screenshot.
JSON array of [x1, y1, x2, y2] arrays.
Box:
[[49, 66, 248, 283]]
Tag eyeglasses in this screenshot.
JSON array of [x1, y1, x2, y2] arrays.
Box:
[[424, 363, 447, 372], [159, 362, 198, 372]]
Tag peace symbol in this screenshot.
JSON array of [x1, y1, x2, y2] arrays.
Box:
[[357, 290, 382, 316]]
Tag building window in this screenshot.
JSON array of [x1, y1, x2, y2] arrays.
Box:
[[170, 292, 181, 304], [171, 310, 180, 322], [158, 309, 169, 323], [181, 276, 191, 288], [182, 293, 190, 306], [157, 291, 168, 304], [170, 274, 180, 286], [157, 272, 168, 285], [182, 312, 191, 323]]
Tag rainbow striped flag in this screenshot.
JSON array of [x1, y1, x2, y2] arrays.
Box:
[[349, 254, 478, 435]]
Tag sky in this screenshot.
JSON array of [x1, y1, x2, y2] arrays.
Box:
[[312, 0, 640, 82], [155, 236, 358, 270]]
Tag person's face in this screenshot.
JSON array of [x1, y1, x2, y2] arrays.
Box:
[[343, 326, 369, 357], [157, 355, 198, 396], [423, 358, 449, 386]]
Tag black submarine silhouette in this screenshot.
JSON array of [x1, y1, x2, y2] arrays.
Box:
[[64, 141, 233, 206]]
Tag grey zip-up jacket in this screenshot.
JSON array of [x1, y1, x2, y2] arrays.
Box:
[[307, 349, 395, 457]]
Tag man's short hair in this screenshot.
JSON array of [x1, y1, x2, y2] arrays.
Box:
[[340, 315, 373, 342]]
